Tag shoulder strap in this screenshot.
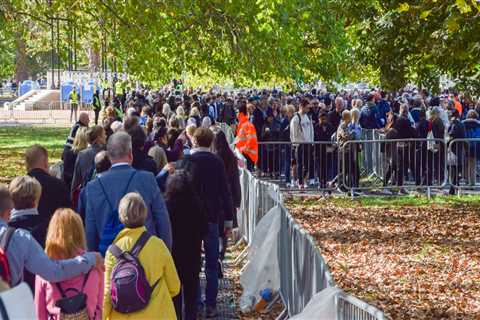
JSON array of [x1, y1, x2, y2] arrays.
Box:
[[98, 171, 137, 212], [0, 227, 15, 252], [130, 232, 151, 257], [108, 244, 123, 258], [55, 282, 67, 298], [80, 270, 92, 292], [296, 113, 303, 132]]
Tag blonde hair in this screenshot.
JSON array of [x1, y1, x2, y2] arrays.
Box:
[[119, 192, 147, 228], [189, 107, 200, 117], [186, 124, 197, 138], [351, 108, 360, 124], [9, 176, 42, 210], [72, 127, 88, 153], [45, 208, 86, 260]]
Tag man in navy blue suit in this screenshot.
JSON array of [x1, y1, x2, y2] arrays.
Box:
[[79, 131, 172, 252]]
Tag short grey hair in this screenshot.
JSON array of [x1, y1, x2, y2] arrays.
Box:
[[107, 131, 132, 161], [118, 192, 147, 228], [111, 121, 124, 133]]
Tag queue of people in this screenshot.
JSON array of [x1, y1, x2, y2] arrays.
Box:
[[0, 84, 479, 319]]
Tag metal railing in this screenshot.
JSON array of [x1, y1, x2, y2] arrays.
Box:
[[340, 138, 447, 194], [0, 102, 95, 126], [337, 294, 385, 320], [256, 137, 480, 194], [238, 168, 386, 319], [257, 141, 339, 191], [448, 138, 480, 191]]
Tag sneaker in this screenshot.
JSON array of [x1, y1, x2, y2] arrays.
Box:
[[383, 188, 393, 195], [206, 306, 218, 318], [399, 188, 408, 195]]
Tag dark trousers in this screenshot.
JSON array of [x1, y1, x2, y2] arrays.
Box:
[[244, 154, 255, 172], [198, 223, 220, 309], [297, 144, 314, 185], [94, 109, 100, 125], [280, 145, 292, 183], [174, 239, 202, 320]]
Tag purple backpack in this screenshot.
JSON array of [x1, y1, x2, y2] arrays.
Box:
[[108, 232, 160, 314]]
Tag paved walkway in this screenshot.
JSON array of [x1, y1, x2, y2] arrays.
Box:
[[199, 272, 237, 319]]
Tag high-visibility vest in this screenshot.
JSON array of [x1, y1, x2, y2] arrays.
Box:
[[70, 90, 78, 104], [115, 81, 124, 95], [235, 113, 258, 163]]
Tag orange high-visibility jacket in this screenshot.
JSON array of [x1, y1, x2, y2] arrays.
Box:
[[235, 113, 258, 164]]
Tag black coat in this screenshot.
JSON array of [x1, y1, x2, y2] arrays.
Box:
[[62, 148, 78, 190], [132, 149, 158, 175], [327, 110, 342, 129], [179, 151, 234, 225], [166, 192, 204, 276], [28, 169, 71, 247]]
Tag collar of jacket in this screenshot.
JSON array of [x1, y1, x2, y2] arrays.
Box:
[[191, 147, 211, 154], [10, 208, 39, 220], [110, 163, 132, 171], [115, 226, 147, 242], [28, 168, 48, 176]]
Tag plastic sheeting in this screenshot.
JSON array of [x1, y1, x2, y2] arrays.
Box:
[[0, 282, 36, 319], [239, 205, 281, 312], [290, 287, 342, 320]]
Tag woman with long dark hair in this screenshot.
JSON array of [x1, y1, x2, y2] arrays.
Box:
[[211, 130, 241, 267]]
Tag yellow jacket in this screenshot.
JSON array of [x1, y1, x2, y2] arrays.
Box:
[[103, 227, 180, 320]]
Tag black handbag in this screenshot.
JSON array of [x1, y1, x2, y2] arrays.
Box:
[[54, 271, 91, 320]]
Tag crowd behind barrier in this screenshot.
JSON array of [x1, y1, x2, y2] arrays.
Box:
[[2, 82, 480, 318], [256, 135, 480, 195], [238, 168, 385, 319]]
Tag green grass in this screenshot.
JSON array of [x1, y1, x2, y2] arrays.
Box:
[[0, 126, 69, 183], [287, 194, 480, 208]]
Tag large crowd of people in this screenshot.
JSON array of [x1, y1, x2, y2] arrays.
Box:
[[0, 84, 479, 319]]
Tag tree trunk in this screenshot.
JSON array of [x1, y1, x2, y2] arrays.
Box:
[[88, 46, 100, 72], [15, 36, 29, 83]]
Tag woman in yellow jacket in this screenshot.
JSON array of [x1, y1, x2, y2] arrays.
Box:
[[103, 192, 180, 320]]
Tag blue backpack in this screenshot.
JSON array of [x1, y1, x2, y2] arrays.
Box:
[[98, 172, 136, 256]]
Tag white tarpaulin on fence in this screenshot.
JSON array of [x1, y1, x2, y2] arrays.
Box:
[[239, 205, 281, 312], [290, 287, 342, 320]]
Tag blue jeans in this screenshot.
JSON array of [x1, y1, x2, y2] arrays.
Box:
[[280, 145, 292, 183], [199, 223, 220, 309]]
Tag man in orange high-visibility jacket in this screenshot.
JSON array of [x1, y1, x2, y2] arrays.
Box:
[[235, 104, 258, 171], [453, 93, 463, 116]]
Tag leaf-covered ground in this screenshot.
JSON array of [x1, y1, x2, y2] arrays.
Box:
[[0, 126, 69, 184], [286, 196, 480, 320]]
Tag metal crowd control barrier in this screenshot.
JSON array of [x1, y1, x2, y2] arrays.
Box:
[[257, 141, 338, 191], [448, 138, 480, 191], [0, 102, 95, 126], [238, 168, 385, 319], [257, 138, 448, 194], [340, 138, 447, 195]]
